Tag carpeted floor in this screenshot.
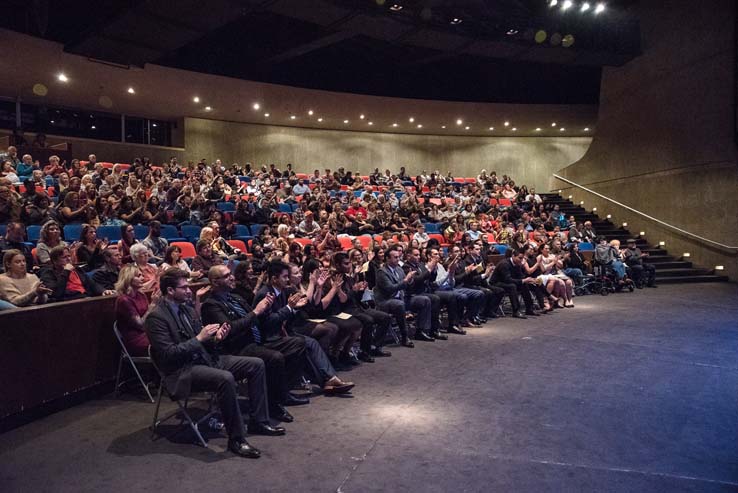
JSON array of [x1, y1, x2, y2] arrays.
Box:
[[2, 283, 737, 493]]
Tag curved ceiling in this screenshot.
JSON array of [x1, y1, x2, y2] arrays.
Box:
[[4, 0, 640, 104]]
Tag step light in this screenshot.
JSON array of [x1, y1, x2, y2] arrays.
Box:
[[683, 253, 691, 257], [659, 241, 666, 246], [715, 265, 724, 270]]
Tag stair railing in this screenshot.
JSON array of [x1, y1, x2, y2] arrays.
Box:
[[552, 174, 738, 250]]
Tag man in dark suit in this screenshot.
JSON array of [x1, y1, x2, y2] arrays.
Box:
[[372, 245, 419, 347], [252, 260, 310, 405], [489, 248, 540, 317], [202, 264, 310, 423], [402, 246, 447, 341], [460, 241, 505, 319], [144, 268, 284, 459]]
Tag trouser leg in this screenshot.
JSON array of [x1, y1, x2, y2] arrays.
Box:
[[238, 343, 286, 407], [408, 295, 431, 335]]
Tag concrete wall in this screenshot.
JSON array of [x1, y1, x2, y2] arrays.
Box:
[[555, 0, 738, 279], [185, 118, 591, 190]]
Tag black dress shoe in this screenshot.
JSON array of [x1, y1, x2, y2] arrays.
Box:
[[371, 347, 392, 357], [447, 325, 467, 335], [401, 339, 415, 348], [473, 316, 487, 325], [431, 331, 448, 340], [357, 351, 375, 363], [270, 404, 294, 423], [247, 422, 286, 436], [512, 312, 528, 319], [415, 332, 435, 342], [228, 438, 261, 458], [284, 393, 310, 406], [339, 353, 361, 366], [524, 310, 540, 316]]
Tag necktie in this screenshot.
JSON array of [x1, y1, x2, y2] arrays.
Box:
[[179, 307, 214, 366], [227, 294, 261, 344]]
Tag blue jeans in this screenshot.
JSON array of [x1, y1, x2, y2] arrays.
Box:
[[0, 299, 17, 311], [563, 268, 584, 284]]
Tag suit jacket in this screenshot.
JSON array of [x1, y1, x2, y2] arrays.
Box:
[[461, 254, 486, 287], [489, 258, 523, 286], [373, 264, 409, 304], [253, 285, 296, 342], [402, 261, 434, 295], [201, 292, 259, 353], [144, 301, 216, 399], [38, 265, 104, 301]]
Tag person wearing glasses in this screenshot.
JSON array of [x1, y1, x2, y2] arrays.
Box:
[[144, 268, 285, 459]]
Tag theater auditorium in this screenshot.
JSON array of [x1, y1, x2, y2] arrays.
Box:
[[1, 0, 736, 491]]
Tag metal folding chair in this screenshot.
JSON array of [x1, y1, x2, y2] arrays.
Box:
[[113, 322, 155, 403], [148, 347, 219, 448]]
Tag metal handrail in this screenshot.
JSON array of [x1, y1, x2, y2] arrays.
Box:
[[552, 174, 738, 250]]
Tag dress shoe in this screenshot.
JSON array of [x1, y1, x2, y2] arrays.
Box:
[[524, 310, 540, 316], [357, 351, 375, 363], [284, 393, 310, 406], [323, 376, 355, 394], [330, 356, 353, 372], [431, 331, 448, 340], [447, 325, 467, 335], [401, 338, 415, 348], [339, 353, 361, 366], [512, 312, 528, 319], [247, 422, 286, 436], [371, 347, 392, 357], [270, 404, 294, 423], [473, 316, 487, 325], [462, 319, 481, 328], [415, 332, 435, 342], [228, 438, 261, 458]]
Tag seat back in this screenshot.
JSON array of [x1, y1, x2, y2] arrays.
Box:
[[160, 224, 180, 240], [133, 225, 149, 240], [227, 240, 247, 252], [181, 225, 202, 241], [97, 225, 123, 242], [63, 224, 83, 242], [172, 241, 196, 259]]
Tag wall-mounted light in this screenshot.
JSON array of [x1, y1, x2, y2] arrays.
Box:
[[622, 222, 628, 227], [606, 214, 612, 219], [639, 231, 645, 236], [659, 241, 666, 246], [715, 265, 725, 270], [592, 207, 597, 212], [683, 253, 691, 258]]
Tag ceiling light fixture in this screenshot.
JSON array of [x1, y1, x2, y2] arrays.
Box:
[[456, 119, 463, 125], [252, 103, 260, 110], [511, 127, 517, 131], [91, 125, 96, 129], [450, 17, 463, 25], [57, 73, 69, 82], [489, 127, 494, 131], [205, 106, 212, 111], [193, 96, 200, 103], [559, 127, 565, 131], [562, 0, 573, 11], [584, 127, 590, 131], [549, 0, 558, 6], [290, 115, 297, 120], [417, 124, 423, 128], [506, 29, 519, 35], [368, 121, 373, 125], [344, 120, 350, 124], [264, 113, 270, 117], [308, 110, 314, 115], [465, 126, 470, 130], [504, 121, 510, 126], [392, 123, 398, 127], [360, 114, 365, 119], [594, 3, 605, 14], [390, 4, 403, 11], [317, 117, 323, 122], [581, 2, 591, 12], [551, 122, 557, 126], [535, 127, 542, 131], [409, 117, 415, 123], [441, 125, 446, 129], [127, 87, 135, 94]]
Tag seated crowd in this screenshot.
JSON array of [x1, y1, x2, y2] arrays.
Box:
[[0, 148, 656, 457]]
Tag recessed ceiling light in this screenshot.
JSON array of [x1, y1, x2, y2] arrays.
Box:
[[441, 125, 446, 129], [549, 0, 558, 6], [409, 117, 415, 123], [264, 113, 270, 117], [290, 115, 297, 120], [535, 127, 542, 131], [584, 127, 590, 131], [489, 127, 494, 131], [390, 4, 403, 11], [450, 18, 463, 25], [344, 120, 350, 124], [551, 122, 557, 126], [205, 106, 212, 111], [562, 0, 573, 10], [57, 73, 69, 82], [417, 124, 423, 128], [317, 117, 323, 122], [50, 120, 55, 124], [456, 119, 463, 125], [559, 127, 565, 131], [152, 123, 157, 127], [504, 121, 510, 126], [360, 114, 365, 119], [368, 121, 373, 125], [465, 126, 470, 130], [308, 110, 314, 115], [252, 103, 260, 110], [594, 3, 605, 14], [511, 127, 517, 131], [506, 29, 519, 35], [127, 87, 135, 94], [91, 125, 96, 129], [392, 123, 398, 127], [581, 2, 591, 12], [193, 96, 200, 103]]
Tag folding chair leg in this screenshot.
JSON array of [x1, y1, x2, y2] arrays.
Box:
[[178, 400, 208, 448], [114, 353, 124, 397], [126, 357, 155, 403]]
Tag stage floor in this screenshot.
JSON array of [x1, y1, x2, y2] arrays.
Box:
[[2, 283, 737, 492]]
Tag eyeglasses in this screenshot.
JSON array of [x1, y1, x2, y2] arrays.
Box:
[[174, 284, 191, 291]]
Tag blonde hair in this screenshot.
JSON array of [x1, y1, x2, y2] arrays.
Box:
[[200, 226, 214, 242], [609, 239, 621, 248], [115, 264, 141, 294]]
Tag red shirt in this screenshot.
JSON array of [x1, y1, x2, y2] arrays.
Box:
[[66, 270, 87, 294]]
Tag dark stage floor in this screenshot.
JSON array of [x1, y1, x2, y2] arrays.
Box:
[[2, 283, 737, 492]]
